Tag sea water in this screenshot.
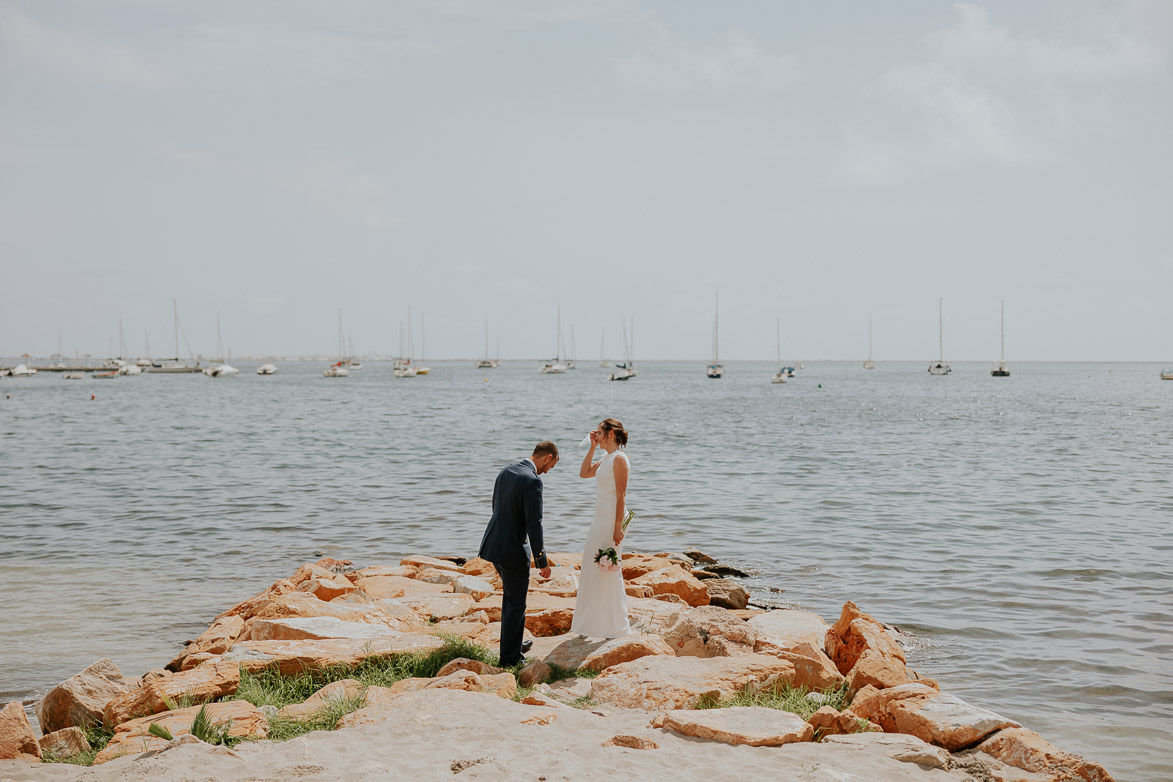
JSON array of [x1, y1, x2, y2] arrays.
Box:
[[0, 361, 1169, 780]]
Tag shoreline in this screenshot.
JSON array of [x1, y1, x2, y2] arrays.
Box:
[[0, 550, 1115, 781]]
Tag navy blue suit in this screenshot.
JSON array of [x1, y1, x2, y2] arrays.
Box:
[[478, 458, 549, 665]]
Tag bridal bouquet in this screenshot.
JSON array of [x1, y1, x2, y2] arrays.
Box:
[[594, 510, 636, 572]]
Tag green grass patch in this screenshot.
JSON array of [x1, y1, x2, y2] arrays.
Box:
[[694, 681, 851, 720], [41, 721, 112, 766], [542, 663, 601, 684], [262, 694, 367, 742]]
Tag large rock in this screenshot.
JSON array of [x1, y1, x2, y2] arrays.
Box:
[[530, 573, 579, 599], [416, 568, 462, 585], [824, 601, 905, 675], [435, 658, 503, 678], [347, 564, 418, 580], [352, 575, 453, 600], [38, 726, 91, 759], [655, 706, 813, 746], [662, 606, 756, 658], [375, 670, 517, 700], [748, 609, 830, 652], [36, 657, 130, 733], [590, 654, 801, 710], [823, 731, 952, 770], [289, 562, 338, 586], [620, 554, 685, 580], [755, 644, 845, 691], [399, 593, 476, 622], [461, 557, 497, 577], [626, 596, 688, 635], [246, 591, 410, 629], [540, 634, 675, 673], [222, 634, 446, 675], [93, 700, 267, 765], [468, 593, 578, 637], [0, 701, 41, 762], [277, 679, 366, 721], [976, 728, 1114, 782], [400, 555, 464, 573], [847, 648, 920, 691], [849, 683, 938, 730], [103, 660, 241, 726], [245, 616, 405, 642], [704, 578, 750, 610], [296, 573, 357, 601], [216, 577, 297, 622], [807, 706, 864, 737], [167, 615, 245, 671], [631, 566, 710, 607], [888, 690, 1020, 751]]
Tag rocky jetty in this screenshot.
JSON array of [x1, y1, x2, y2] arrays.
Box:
[[0, 551, 1114, 782]]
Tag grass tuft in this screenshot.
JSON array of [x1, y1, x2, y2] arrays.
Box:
[[262, 694, 367, 742], [694, 681, 851, 720], [41, 721, 112, 767]]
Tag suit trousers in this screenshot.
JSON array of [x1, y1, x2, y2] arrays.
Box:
[[494, 563, 529, 666]]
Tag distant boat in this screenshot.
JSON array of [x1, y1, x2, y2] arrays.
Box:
[[707, 294, 725, 379], [991, 301, 1010, 377], [63, 371, 85, 380], [9, 364, 36, 377], [415, 315, 430, 374], [540, 305, 569, 374], [609, 316, 637, 381], [93, 370, 118, 379], [256, 363, 278, 375], [771, 317, 787, 384], [203, 310, 240, 377], [1161, 368, 1173, 380], [928, 299, 951, 375], [116, 361, 143, 376], [565, 326, 577, 370], [148, 301, 201, 373], [324, 310, 350, 378], [476, 317, 498, 368], [864, 317, 876, 370]]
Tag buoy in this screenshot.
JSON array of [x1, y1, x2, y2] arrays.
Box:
[[818, 383, 822, 388], [91, 394, 95, 400]]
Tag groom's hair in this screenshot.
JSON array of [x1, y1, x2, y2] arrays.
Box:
[[533, 441, 559, 460]]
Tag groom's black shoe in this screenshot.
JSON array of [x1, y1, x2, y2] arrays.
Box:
[[521, 640, 533, 654]]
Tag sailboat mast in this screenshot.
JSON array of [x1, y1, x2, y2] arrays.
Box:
[[776, 317, 781, 370], [555, 305, 562, 360], [337, 310, 344, 359], [1000, 300, 1005, 364], [484, 316, 489, 360], [173, 299, 179, 359], [714, 293, 720, 365], [421, 314, 426, 362], [868, 317, 873, 362], [938, 299, 944, 363]]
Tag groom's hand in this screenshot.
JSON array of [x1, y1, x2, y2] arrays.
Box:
[[539, 567, 552, 579]]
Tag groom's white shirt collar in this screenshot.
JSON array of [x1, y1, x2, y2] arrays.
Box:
[[523, 457, 536, 471]]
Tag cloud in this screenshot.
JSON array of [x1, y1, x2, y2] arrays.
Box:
[[616, 25, 794, 91], [0, 5, 158, 86], [296, 155, 401, 232]]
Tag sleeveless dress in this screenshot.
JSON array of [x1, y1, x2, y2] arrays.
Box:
[[570, 450, 632, 638]]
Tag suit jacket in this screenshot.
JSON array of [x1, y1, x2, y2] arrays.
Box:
[[478, 459, 549, 570]]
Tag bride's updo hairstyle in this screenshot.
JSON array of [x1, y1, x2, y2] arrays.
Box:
[[599, 418, 628, 449]]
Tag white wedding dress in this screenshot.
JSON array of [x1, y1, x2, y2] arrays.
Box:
[[570, 450, 631, 639]]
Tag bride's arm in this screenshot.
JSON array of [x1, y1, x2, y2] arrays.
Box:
[[612, 455, 628, 546], [580, 434, 602, 478]]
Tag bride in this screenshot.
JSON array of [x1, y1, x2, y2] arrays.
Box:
[[570, 418, 632, 639]]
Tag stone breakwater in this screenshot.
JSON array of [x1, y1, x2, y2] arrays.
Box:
[[0, 550, 1114, 782]]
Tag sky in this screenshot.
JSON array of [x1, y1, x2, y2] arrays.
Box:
[[1, 0, 1171, 362]]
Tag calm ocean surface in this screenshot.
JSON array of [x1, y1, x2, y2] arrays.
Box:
[[1, 360, 1170, 779]]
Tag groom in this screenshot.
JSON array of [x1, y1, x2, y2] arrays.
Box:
[[478, 441, 558, 667]]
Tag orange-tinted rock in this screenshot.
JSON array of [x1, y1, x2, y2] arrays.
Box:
[[749, 610, 830, 652], [663, 606, 756, 658], [215, 577, 297, 622], [530, 573, 578, 598], [435, 658, 504, 678], [347, 564, 418, 581], [416, 568, 462, 585], [0, 701, 41, 761], [222, 634, 446, 675], [659, 706, 813, 746], [626, 597, 688, 635], [847, 648, 919, 691], [890, 691, 1020, 751], [603, 734, 659, 749], [624, 584, 654, 599], [245, 591, 409, 630], [807, 706, 863, 737], [36, 657, 130, 734], [462, 557, 497, 577], [759, 646, 845, 691], [245, 616, 404, 642], [631, 567, 710, 607], [400, 555, 464, 573], [311, 556, 353, 574], [653, 593, 689, 605], [103, 660, 241, 726], [297, 574, 357, 601], [590, 654, 800, 710], [38, 726, 90, 759], [277, 679, 365, 721], [704, 578, 750, 610], [167, 615, 245, 671], [977, 727, 1114, 782], [289, 563, 337, 586], [468, 593, 578, 637], [352, 575, 453, 600], [824, 601, 905, 675], [542, 634, 676, 673], [848, 683, 938, 732], [380, 670, 516, 699], [518, 660, 552, 687], [399, 593, 476, 622], [822, 731, 950, 769], [620, 554, 685, 580], [93, 700, 267, 765]]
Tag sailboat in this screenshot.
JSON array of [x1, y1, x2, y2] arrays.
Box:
[[1161, 368, 1173, 380], [771, 318, 787, 384], [114, 318, 142, 375], [706, 294, 725, 378], [148, 300, 201, 372], [928, 299, 951, 375], [346, 336, 363, 370], [476, 317, 498, 368], [256, 362, 278, 375], [203, 310, 239, 377], [599, 328, 610, 368], [609, 316, 635, 381], [323, 310, 350, 377], [539, 305, 568, 374], [395, 312, 418, 377], [416, 314, 430, 374], [863, 317, 876, 370], [991, 301, 1010, 377], [565, 325, 577, 369]]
